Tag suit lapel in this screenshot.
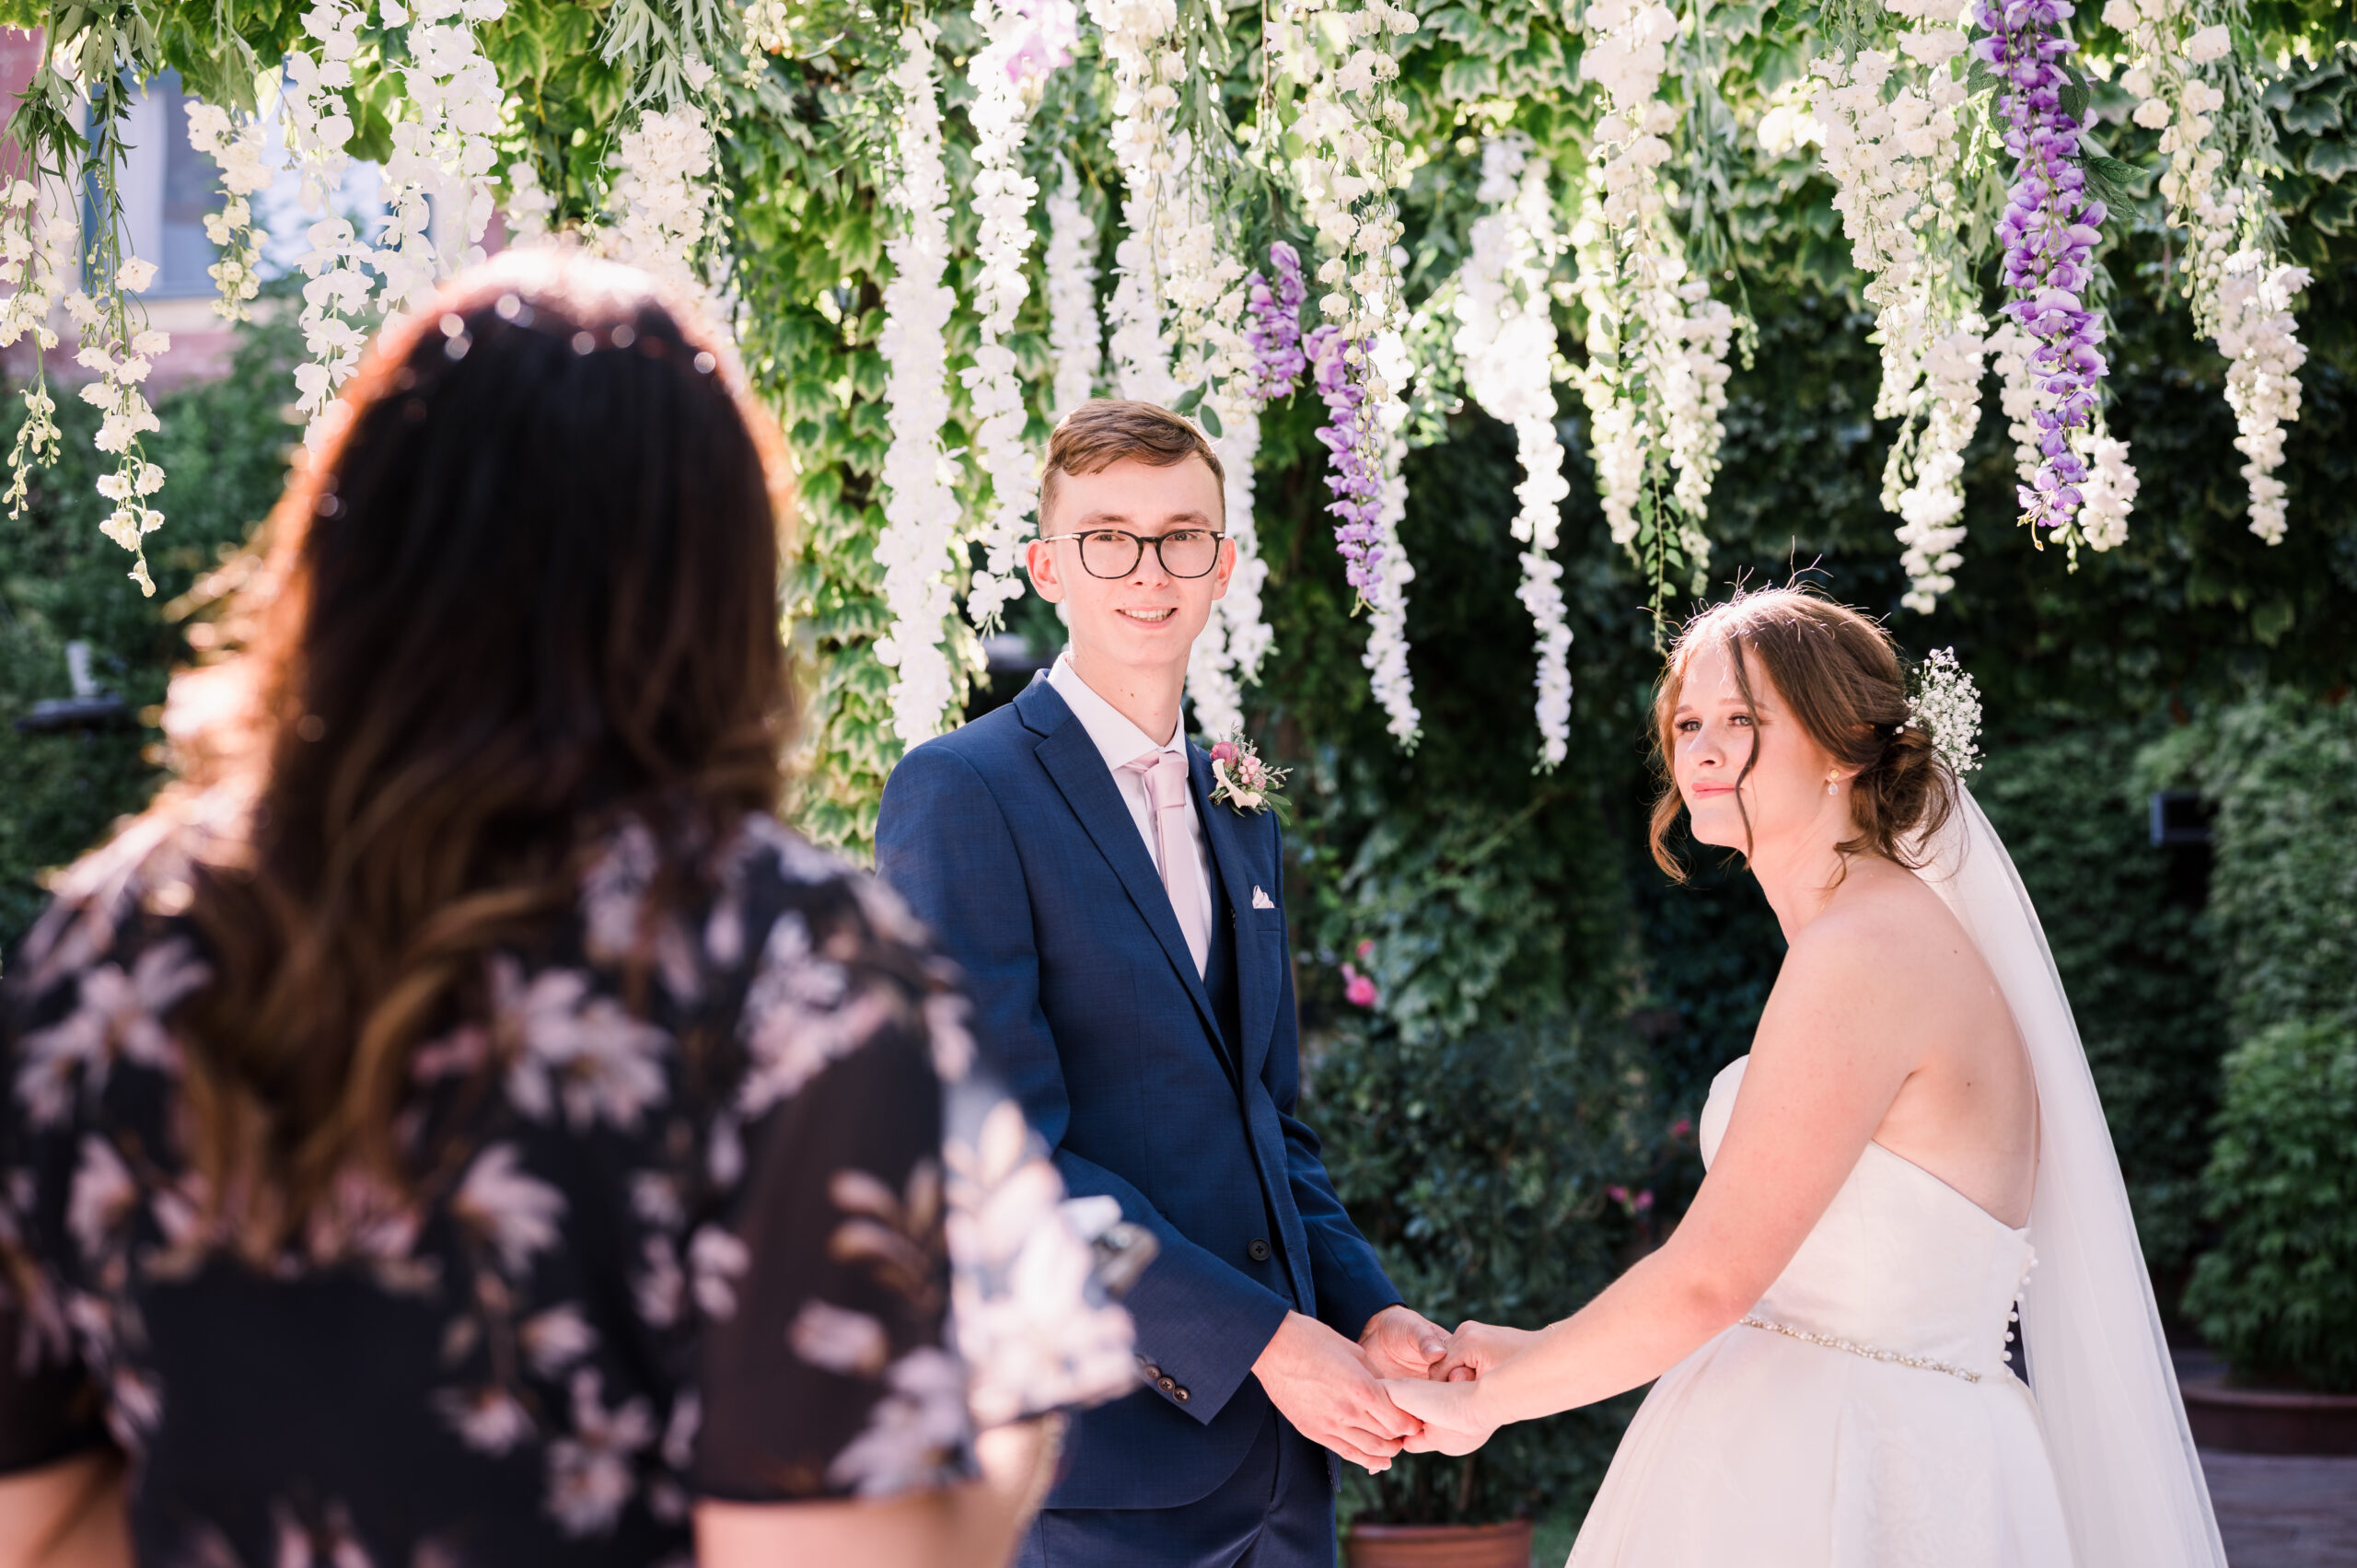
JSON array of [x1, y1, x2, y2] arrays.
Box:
[[1021, 683, 1231, 1061], [1191, 748, 1280, 1085]]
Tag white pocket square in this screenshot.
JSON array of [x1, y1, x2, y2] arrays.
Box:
[[1251, 885, 1275, 911]]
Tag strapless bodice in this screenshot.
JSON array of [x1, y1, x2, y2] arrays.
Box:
[[1701, 1055, 2036, 1382]]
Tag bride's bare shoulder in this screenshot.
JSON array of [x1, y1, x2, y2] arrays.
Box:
[[1782, 858, 1984, 1001]]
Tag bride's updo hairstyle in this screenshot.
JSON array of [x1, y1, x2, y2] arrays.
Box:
[[1648, 586, 1956, 879]]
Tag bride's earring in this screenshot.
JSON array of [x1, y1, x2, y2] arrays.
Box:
[[1826, 778, 1840, 796]]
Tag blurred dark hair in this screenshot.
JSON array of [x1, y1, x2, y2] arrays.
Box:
[[111, 250, 794, 1255], [1648, 586, 1955, 880]]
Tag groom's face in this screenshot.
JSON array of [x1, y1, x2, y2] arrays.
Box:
[[1026, 456, 1235, 677]]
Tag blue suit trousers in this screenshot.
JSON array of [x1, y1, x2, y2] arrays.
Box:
[[1015, 1408, 1337, 1568]]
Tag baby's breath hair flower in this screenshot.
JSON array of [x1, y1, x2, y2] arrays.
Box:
[[1908, 646, 1982, 776]]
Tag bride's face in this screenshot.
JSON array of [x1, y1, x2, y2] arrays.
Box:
[[1670, 638, 1842, 856]]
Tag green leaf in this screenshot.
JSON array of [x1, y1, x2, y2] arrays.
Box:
[[1199, 401, 1224, 438], [2306, 137, 2357, 182], [1172, 383, 1206, 416]]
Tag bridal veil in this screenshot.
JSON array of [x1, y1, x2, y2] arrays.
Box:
[[1916, 789, 2228, 1568]]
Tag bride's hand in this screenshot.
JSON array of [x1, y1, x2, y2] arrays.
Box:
[[1434, 1320, 1538, 1383], [1382, 1377, 1499, 1456]]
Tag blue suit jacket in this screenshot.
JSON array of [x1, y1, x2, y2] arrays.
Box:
[[876, 679, 1401, 1510]]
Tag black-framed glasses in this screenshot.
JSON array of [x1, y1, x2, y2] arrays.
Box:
[[1040, 528, 1226, 580]]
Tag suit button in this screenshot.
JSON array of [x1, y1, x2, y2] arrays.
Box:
[[1173, 1387, 1190, 1402], [1141, 1364, 1161, 1381], [1156, 1376, 1176, 1391], [1248, 1238, 1271, 1262]]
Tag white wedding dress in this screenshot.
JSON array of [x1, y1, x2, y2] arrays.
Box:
[[1568, 1054, 2070, 1565], [1568, 792, 2227, 1568]]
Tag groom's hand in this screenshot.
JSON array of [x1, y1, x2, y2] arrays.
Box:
[[1250, 1311, 1422, 1472], [1358, 1304, 1452, 1381]]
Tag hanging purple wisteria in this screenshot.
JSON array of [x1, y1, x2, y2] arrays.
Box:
[[1245, 242, 1308, 401], [1306, 324, 1385, 598], [1974, 0, 2110, 539]]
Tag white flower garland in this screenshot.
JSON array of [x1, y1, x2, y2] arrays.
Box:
[[0, 180, 77, 518], [2215, 250, 2309, 545], [2107, 0, 2306, 544], [873, 23, 966, 749], [1455, 135, 1573, 766], [2074, 421, 2138, 552], [284, 0, 377, 439], [1043, 157, 1103, 420], [1805, 5, 1994, 610], [71, 266, 169, 595], [961, 0, 1060, 633], [504, 159, 559, 239], [600, 100, 723, 310], [1363, 331, 1420, 744], [183, 101, 271, 322], [1572, 0, 1734, 598], [1087, 0, 1184, 404], [377, 0, 509, 312], [1274, 0, 1415, 381], [1185, 402, 1265, 739]]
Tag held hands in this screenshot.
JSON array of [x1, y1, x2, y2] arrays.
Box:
[[1382, 1318, 1536, 1457], [1381, 1377, 1500, 1457], [1434, 1319, 1538, 1384], [1250, 1310, 1436, 1473]]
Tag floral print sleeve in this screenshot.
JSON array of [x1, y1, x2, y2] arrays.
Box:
[[0, 813, 1134, 1562]]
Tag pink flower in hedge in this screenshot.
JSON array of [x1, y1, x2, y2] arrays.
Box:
[[1339, 963, 1378, 1009], [1355, 939, 1375, 963]]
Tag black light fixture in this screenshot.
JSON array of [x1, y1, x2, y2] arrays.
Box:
[[15, 641, 132, 735], [2147, 790, 2213, 847]]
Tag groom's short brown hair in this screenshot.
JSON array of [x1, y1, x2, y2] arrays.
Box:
[[1039, 400, 1225, 528]]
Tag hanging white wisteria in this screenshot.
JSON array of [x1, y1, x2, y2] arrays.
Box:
[[377, 0, 510, 311], [284, 0, 377, 438], [1271, 0, 1416, 395], [599, 99, 724, 310], [1087, 0, 1186, 405], [1044, 157, 1104, 420], [1571, 0, 1736, 607], [961, 0, 1074, 633], [2107, 0, 2308, 545], [1803, 0, 1997, 611], [873, 22, 968, 749], [1455, 134, 1573, 767], [0, 181, 76, 519], [183, 100, 271, 322], [1363, 331, 1421, 746], [2214, 250, 2309, 546]]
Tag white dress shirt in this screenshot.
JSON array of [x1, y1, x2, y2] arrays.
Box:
[[1047, 652, 1216, 917]]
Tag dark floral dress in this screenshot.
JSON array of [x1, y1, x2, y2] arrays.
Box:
[[0, 813, 1137, 1567]]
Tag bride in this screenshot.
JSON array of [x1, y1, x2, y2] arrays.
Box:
[[1385, 588, 2225, 1568]]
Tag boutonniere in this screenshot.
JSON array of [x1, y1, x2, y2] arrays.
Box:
[[1209, 733, 1291, 822]]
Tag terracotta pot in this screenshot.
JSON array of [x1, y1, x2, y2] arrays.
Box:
[[2180, 1376, 2357, 1455], [1345, 1519, 1535, 1568]]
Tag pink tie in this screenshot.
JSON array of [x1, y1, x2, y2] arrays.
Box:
[[1127, 750, 1212, 977]]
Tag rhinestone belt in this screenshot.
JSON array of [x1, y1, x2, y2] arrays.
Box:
[[1739, 1315, 1984, 1383]]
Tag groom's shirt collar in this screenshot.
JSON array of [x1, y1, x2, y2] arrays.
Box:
[[1048, 652, 1183, 771], [1046, 653, 1213, 901]]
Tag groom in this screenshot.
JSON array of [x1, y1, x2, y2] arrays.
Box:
[[877, 400, 1449, 1565]]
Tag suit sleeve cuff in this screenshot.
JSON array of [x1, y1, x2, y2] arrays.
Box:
[[1120, 1239, 1294, 1425]]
